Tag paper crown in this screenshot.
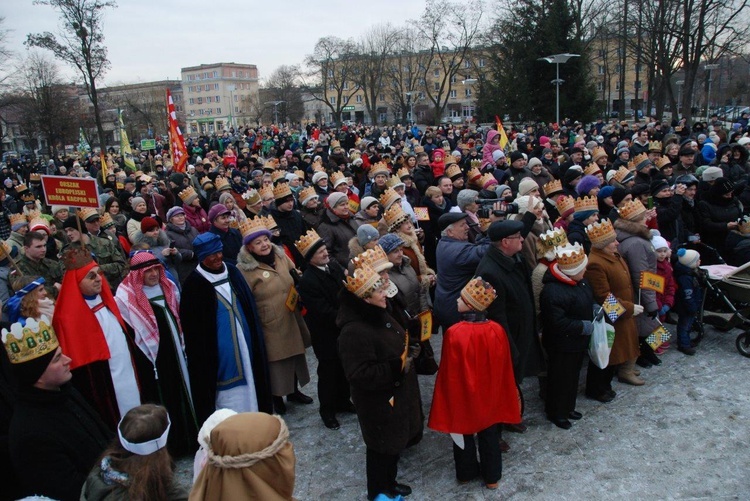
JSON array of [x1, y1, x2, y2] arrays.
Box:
[[2, 316, 58, 365], [555, 242, 587, 271], [612, 166, 633, 183], [15, 184, 29, 194], [397, 167, 411, 180], [592, 146, 608, 161], [586, 219, 617, 246], [619, 199, 647, 221], [271, 170, 286, 183], [294, 169, 306, 180], [649, 141, 663, 153], [298, 186, 318, 205], [384, 203, 410, 232], [584, 163, 602, 176], [330, 139, 341, 149], [539, 228, 569, 251], [77, 207, 99, 222], [264, 158, 279, 171], [214, 177, 231, 191], [330, 171, 347, 187], [574, 196, 598, 214], [61, 245, 94, 271], [26, 210, 42, 222], [29, 173, 41, 182], [556, 195, 575, 216], [311, 162, 325, 173], [370, 162, 390, 178], [345, 263, 383, 298], [460, 277, 497, 312], [413, 146, 424, 154], [179, 186, 198, 203], [259, 186, 274, 200], [20, 192, 36, 203], [273, 182, 293, 201], [9, 213, 28, 228], [379, 188, 401, 210], [260, 215, 278, 231], [386, 175, 404, 189], [295, 229, 324, 258], [633, 153, 652, 171], [238, 218, 269, 241], [479, 173, 498, 189], [655, 157, 672, 170], [99, 212, 115, 228], [353, 245, 392, 273], [470, 159, 483, 169], [446, 164, 462, 179], [543, 179, 563, 196], [200, 177, 214, 190], [28, 215, 49, 233]]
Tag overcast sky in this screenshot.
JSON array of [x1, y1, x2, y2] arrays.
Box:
[[3, 0, 427, 86]]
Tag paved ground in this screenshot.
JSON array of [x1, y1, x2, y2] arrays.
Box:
[[176, 323, 750, 500]]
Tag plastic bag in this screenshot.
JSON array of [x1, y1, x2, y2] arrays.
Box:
[[589, 306, 615, 369]]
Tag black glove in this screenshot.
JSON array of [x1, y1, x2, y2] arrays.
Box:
[[647, 309, 658, 319]]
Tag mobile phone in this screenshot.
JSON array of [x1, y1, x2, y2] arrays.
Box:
[[647, 196, 654, 209], [169, 241, 175, 249]]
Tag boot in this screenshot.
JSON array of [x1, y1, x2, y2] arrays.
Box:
[[617, 360, 645, 386]]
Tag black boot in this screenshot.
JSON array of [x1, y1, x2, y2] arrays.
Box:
[[273, 396, 287, 415]]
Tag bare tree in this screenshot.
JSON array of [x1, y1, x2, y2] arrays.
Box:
[[384, 33, 432, 124], [351, 24, 400, 124], [263, 65, 305, 124], [26, 0, 116, 151]]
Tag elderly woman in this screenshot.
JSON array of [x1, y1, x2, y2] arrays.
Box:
[[165, 206, 200, 284], [219, 191, 248, 229], [237, 219, 311, 416], [451, 189, 482, 243], [179, 187, 210, 234], [337, 264, 423, 501], [384, 204, 436, 289], [354, 196, 381, 228], [127, 196, 149, 244], [513, 195, 553, 269]]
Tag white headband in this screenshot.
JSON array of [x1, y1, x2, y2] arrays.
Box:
[[118, 414, 171, 456]]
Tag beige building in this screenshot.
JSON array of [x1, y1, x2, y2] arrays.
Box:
[[181, 62, 260, 134], [588, 36, 648, 117]]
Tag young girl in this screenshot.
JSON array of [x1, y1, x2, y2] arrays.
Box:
[[673, 248, 703, 356], [652, 234, 676, 354]]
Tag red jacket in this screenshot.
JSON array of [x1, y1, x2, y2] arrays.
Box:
[[655, 258, 676, 309]]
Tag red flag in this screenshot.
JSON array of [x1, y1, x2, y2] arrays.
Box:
[[100, 150, 108, 185], [167, 89, 188, 173]]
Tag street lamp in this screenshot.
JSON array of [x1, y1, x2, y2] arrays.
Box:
[[226, 85, 236, 130], [264, 101, 285, 125], [405, 92, 414, 125], [462, 79, 478, 123], [675, 80, 684, 118], [538, 53, 580, 125], [704, 63, 719, 123]]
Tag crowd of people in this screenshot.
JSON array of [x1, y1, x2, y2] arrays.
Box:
[[1, 113, 749, 500]]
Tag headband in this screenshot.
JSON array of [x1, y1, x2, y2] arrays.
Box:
[[118, 414, 171, 456]]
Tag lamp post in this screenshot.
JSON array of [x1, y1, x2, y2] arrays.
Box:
[[538, 53, 580, 125], [405, 92, 413, 125], [675, 80, 684, 118], [226, 84, 236, 130], [462, 79, 478, 123], [264, 100, 285, 125], [704, 63, 719, 123]]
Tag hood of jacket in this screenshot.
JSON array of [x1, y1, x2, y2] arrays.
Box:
[[614, 217, 652, 240], [236, 244, 285, 272]]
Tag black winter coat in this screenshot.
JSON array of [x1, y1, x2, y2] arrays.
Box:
[[298, 260, 346, 360], [413, 165, 434, 196], [317, 209, 358, 269], [337, 290, 423, 455], [697, 195, 743, 255], [209, 226, 243, 265], [540, 268, 594, 353], [655, 194, 684, 245], [165, 222, 199, 284], [566, 219, 592, 254]]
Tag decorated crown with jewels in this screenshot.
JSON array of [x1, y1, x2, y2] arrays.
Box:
[[460, 277, 497, 312], [2, 316, 58, 365]]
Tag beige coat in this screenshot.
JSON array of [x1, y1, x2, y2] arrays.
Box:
[[237, 245, 310, 362]]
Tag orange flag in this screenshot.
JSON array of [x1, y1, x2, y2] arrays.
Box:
[[167, 89, 188, 173], [640, 271, 665, 294]]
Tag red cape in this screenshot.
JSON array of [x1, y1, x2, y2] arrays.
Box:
[[428, 319, 521, 435]]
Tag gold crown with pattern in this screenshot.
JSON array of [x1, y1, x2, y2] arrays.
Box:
[[612, 166, 633, 183], [295, 169, 306, 180], [330, 171, 347, 187], [311, 161, 325, 173], [199, 177, 214, 190], [470, 159, 483, 169], [467, 169, 482, 188], [298, 186, 318, 205], [263, 158, 280, 171], [619, 199, 647, 221], [353, 246, 392, 273], [2, 316, 58, 365], [556, 195, 575, 215], [345, 263, 384, 298], [272, 182, 293, 201], [460, 277, 497, 312], [574, 196, 598, 214], [543, 179, 563, 196], [261, 215, 278, 231], [633, 153, 652, 171], [586, 219, 617, 246], [413, 145, 424, 154], [655, 157, 672, 170], [397, 167, 411, 180], [384, 203, 410, 232], [539, 228, 569, 251], [584, 163, 602, 176], [238, 217, 269, 241], [9, 213, 28, 228], [259, 186, 274, 200], [271, 170, 286, 183], [15, 184, 29, 194], [214, 177, 231, 191], [20, 192, 36, 203], [592, 146, 608, 161], [555, 242, 587, 270], [29, 173, 41, 182], [99, 212, 115, 228], [379, 188, 401, 210], [370, 162, 390, 178], [295, 229, 324, 258], [28, 214, 49, 233], [179, 186, 198, 203], [446, 164, 462, 179], [26, 210, 42, 222], [479, 173, 498, 189], [76, 207, 100, 222], [649, 141, 663, 153], [386, 175, 404, 189]]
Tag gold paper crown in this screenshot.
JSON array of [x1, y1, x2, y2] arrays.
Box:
[[29, 173, 41, 182], [272, 182, 293, 201], [330, 140, 341, 149], [61, 245, 94, 271], [460, 277, 497, 312], [379, 188, 401, 210], [28, 215, 49, 233], [648, 141, 663, 153], [574, 196, 598, 214], [345, 263, 383, 298], [413, 146, 424, 154], [586, 219, 617, 246], [543, 179, 563, 196], [294, 170, 306, 180], [261, 215, 278, 231], [264, 158, 280, 170], [613, 166, 633, 183], [592, 146, 608, 161], [384, 203, 410, 232], [467, 167, 482, 183], [271, 170, 286, 183], [584, 163, 602, 176], [353, 246, 392, 273], [470, 159, 483, 169], [238, 218, 269, 241], [539, 228, 569, 251], [15, 184, 28, 194], [99, 212, 115, 228], [200, 177, 214, 190], [295, 229, 324, 258], [446, 164, 462, 179], [397, 167, 411, 180], [555, 243, 587, 269], [619, 199, 647, 221], [77, 207, 99, 222], [556, 195, 575, 215], [25, 210, 42, 222], [655, 157, 672, 170], [9, 213, 27, 228], [479, 173, 498, 189], [215, 177, 231, 191], [298, 186, 318, 204], [330, 171, 347, 187], [370, 162, 390, 178], [20, 192, 36, 203], [386, 175, 404, 189], [259, 186, 274, 200], [179, 186, 198, 203], [2, 316, 58, 365], [633, 153, 652, 171]]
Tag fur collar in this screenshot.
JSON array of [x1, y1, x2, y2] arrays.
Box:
[[236, 244, 284, 272], [396, 230, 435, 277], [614, 217, 652, 240]]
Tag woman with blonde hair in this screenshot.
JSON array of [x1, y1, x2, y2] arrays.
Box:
[[6, 275, 55, 324]]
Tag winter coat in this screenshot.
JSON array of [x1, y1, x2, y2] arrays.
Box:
[[539, 266, 594, 353], [388, 256, 429, 316], [209, 226, 243, 265], [615, 217, 660, 336], [236, 245, 310, 362], [475, 246, 544, 382], [413, 165, 435, 195], [433, 237, 489, 329], [300, 205, 323, 229], [697, 194, 743, 256], [566, 219, 592, 254], [317, 209, 358, 269], [298, 260, 347, 361], [80, 463, 188, 501], [654, 194, 685, 245], [165, 222, 200, 283], [655, 258, 677, 310], [584, 247, 640, 365], [673, 262, 703, 316], [183, 203, 210, 234], [337, 289, 423, 456]]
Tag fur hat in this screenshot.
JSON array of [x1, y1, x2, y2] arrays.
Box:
[[576, 175, 601, 196]]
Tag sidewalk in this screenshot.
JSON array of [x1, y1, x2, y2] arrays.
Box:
[[176, 324, 750, 499]]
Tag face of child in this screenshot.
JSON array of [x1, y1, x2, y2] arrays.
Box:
[[656, 247, 670, 262]]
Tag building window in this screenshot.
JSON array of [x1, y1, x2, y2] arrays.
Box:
[[479, 58, 485, 68], [615, 64, 622, 73], [450, 75, 456, 84], [232, 71, 236, 77], [449, 90, 457, 98], [597, 81, 604, 91], [213, 71, 218, 78], [234, 95, 238, 102], [197, 97, 203, 104], [635, 63, 642, 72], [356, 95, 362, 103], [205, 84, 210, 91], [214, 83, 219, 90], [235, 106, 240, 113], [434, 82, 440, 91], [615, 81, 621, 91], [329, 83, 335, 91], [199, 109, 204, 116], [598, 65, 605, 75], [379, 94, 385, 102], [207, 96, 212, 103], [343, 82, 349, 90], [330, 96, 336, 104], [216, 96, 220, 103], [465, 88, 471, 97], [328, 69, 334, 77], [217, 107, 221, 114], [464, 60, 471, 68], [598, 49, 605, 58], [196, 86, 201, 93], [418, 92, 425, 99], [434, 69, 440, 77], [189, 98, 194, 104]]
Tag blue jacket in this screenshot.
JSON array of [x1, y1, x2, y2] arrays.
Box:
[[673, 262, 703, 315]]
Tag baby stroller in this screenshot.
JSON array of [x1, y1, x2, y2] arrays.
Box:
[[693, 261, 750, 357]]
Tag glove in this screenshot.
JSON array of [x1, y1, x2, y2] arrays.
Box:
[[633, 304, 644, 316], [581, 320, 594, 336], [647, 309, 658, 319], [408, 343, 421, 359], [659, 305, 670, 316], [403, 356, 414, 374]]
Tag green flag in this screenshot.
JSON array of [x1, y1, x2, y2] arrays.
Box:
[[119, 111, 136, 173], [78, 128, 90, 155]]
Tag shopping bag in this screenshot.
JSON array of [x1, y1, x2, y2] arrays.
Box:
[[589, 307, 616, 369]]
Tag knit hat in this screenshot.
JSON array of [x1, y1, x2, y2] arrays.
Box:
[[702, 166, 723, 182], [598, 185, 615, 199], [492, 149, 505, 162], [564, 169, 582, 184], [130, 196, 146, 210], [616, 146, 629, 157], [192, 232, 223, 261], [651, 234, 669, 250], [207, 203, 231, 223], [378, 233, 405, 255], [576, 175, 601, 196], [515, 195, 540, 215], [711, 177, 735, 197], [360, 196, 379, 210], [518, 178, 539, 196], [357, 224, 380, 247], [527, 157, 542, 170], [495, 184, 511, 198], [166, 206, 185, 221], [509, 151, 524, 164], [312, 171, 328, 184], [650, 180, 671, 197], [140, 217, 159, 233], [51, 205, 68, 216], [677, 248, 700, 269], [326, 192, 348, 208]]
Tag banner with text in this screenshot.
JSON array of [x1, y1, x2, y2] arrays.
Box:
[[41, 175, 99, 208]]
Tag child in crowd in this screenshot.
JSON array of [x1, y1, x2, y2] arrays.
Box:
[[673, 248, 703, 356], [651, 234, 676, 354]]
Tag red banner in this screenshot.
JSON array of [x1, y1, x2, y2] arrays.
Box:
[[41, 175, 99, 208], [167, 89, 188, 173]]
